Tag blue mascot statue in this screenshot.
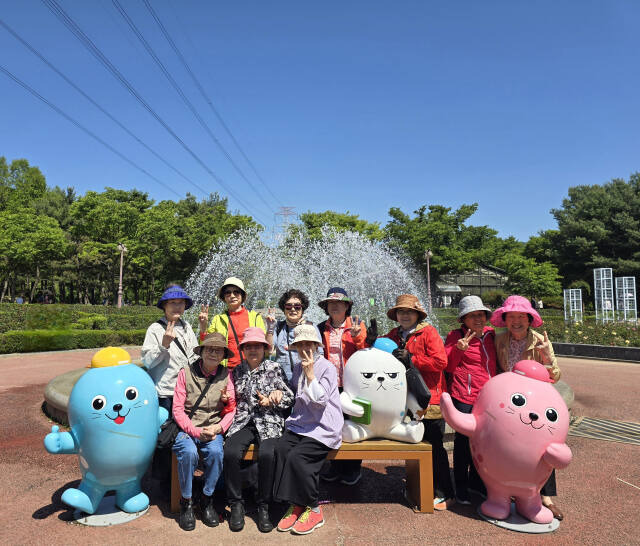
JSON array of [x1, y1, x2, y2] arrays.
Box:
[[44, 347, 168, 514]]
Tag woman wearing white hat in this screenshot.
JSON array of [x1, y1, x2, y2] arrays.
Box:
[[198, 277, 273, 369], [444, 295, 496, 505], [272, 324, 343, 535]]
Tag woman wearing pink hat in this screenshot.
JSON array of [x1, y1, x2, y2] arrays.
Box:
[[223, 327, 294, 533], [491, 295, 563, 520]]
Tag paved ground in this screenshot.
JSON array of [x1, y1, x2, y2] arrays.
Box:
[[1, 350, 638, 545]]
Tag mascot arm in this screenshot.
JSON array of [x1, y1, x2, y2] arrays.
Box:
[[340, 391, 364, 417], [440, 393, 477, 437], [157, 406, 169, 430], [44, 425, 78, 454], [543, 442, 572, 469]]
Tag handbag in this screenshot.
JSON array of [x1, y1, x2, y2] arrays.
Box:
[[156, 375, 215, 449]]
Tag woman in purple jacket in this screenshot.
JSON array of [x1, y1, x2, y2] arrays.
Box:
[[444, 295, 497, 505], [273, 324, 343, 535]]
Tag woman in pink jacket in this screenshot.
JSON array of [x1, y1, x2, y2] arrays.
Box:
[[444, 296, 496, 505]]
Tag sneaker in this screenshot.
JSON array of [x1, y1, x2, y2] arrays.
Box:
[[434, 497, 456, 511], [340, 469, 362, 486], [320, 464, 341, 482], [277, 504, 305, 532], [291, 507, 325, 535]]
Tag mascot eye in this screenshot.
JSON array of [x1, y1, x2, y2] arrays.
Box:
[[361, 373, 374, 379], [92, 395, 106, 410], [511, 393, 527, 407], [386, 373, 398, 379], [545, 408, 558, 422], [125, 387, 139, 401]]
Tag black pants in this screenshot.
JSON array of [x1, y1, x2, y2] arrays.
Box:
[[541, 470, 557, 497], [224, 424, 278, 506], [451, 397, 486, 495], [423, 418, 455, 499], [273, 430, 331, 508], [152, 396, 174, 481]]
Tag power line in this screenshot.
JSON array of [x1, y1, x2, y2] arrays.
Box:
[[111, 0, 276, 214], [0, 63, 183, 199], [0, 17, 216, 203], [142, 0, 284, 207], [40, 0, 270, 225]]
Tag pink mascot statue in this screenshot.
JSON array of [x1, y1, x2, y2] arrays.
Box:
[[440, 360, 572, 524]]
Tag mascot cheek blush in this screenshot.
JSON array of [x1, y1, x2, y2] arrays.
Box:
[[441, 360, 572, 524], [340, 345, 424, 443], [43, 347, 168, 515]]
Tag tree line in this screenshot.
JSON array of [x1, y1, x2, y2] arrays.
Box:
[[1, 156, 638, 304]]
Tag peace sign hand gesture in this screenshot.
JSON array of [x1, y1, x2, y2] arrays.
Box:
[[456, 330, 476, 352], [162, 321, 176, 349], [265, 308, 277, 332], [198, 304, 209, 333], [256, 390, 271, 407], [350, 315, 362, 338], [535, 331, 553, 363]]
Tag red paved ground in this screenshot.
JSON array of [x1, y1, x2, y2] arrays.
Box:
[[1, 351, 638, 545]]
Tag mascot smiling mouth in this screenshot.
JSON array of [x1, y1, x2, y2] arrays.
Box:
[[106, 409, 131, 425], [519, 413, 545, 430]]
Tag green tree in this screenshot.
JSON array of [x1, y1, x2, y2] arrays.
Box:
[[293, 211, 384, 241], [495, 254, 561, 297], [0, 157, 47, 211]]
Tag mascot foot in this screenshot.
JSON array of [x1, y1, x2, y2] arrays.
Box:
[[516, 499, 553, 524], [388, 421, 424, 444], [61, 488, 98, 515], [118, 492, 149, 513], [342, 422, 370, 443], [481, 498, 511, 520]]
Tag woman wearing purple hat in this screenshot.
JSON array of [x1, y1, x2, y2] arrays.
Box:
[[491, 295, 563, 520]]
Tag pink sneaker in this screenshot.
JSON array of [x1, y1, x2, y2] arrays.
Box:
[[291, 506, 324, 535], [277, 504, 304, 532]]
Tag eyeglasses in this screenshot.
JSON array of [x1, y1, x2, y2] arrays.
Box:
[[203, 347, 225, 355], [285, 304, 303, 311], [223, 289, 242, 297]]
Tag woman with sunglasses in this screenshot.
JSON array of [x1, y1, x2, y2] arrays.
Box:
[[268, 289, 322, 384], [198, 277, 273, 369]]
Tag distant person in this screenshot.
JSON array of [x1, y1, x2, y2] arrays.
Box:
[[530, 297, 537, 309], [538, 298, 544, 309], [15, 295, 24, 304]]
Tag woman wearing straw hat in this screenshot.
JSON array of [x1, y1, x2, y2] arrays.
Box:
[[273, 324, 343, 535], [491, 295, 563, 520], [198, 277, 273, 369], [224, 327, 294, 533], [444, 295, 496, 505], [382, 293, 455, 510], [172, 332, 236, 531]]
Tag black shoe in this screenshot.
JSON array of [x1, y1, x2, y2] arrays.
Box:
[[200, 494, 219, 527], [257, 504, 274, 533], [229, 502, 245, 532], [179, 497, 196, 531], [320, 464, 341, 483]]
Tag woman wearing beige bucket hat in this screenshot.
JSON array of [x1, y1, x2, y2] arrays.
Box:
[[198, 277, 273, 369], [378, 294, 454, 510], [272, 324, 343, 535]]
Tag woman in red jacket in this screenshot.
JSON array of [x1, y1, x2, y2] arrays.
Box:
[[444, 295, 496, 505], [383, 294, 454, 510]]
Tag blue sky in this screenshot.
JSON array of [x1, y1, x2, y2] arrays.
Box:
[[1, 1, 638, 240]]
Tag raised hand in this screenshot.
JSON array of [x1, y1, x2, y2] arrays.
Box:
[[264, 307, 277, 334], [162, 320, 176, 349], [535, 331, 552, 362], [268, 389, 283, 406], [198, 304, 209, 333], [256, 390, 271, 407], [456, 330, 476, 351], [350, 315, 362, 338], [301, 348, 315, 382], [44, 425, 62, 453]]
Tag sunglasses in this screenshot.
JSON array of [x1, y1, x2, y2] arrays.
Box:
[[223, 289, 242, 297], [284, 304, 303, 311]]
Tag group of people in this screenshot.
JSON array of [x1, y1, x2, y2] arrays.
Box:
[[141, 277, 563, 534]]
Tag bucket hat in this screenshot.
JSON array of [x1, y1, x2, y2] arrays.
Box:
[[490, 295, 543, 328], [156, 285, 193, 310], [193, 332, 234, 360], [318, 287, 353, 315], [386, 294, 427, 322], [238, 326, 270, 348], [217, 277, 246, 300], [290, 323, 323, 346], [457, 295, 491, 322]]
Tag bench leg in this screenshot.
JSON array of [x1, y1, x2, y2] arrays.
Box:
[[405, 453, 434, 513], [171, 452, 180, 513]]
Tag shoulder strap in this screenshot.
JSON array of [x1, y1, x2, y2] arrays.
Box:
[[226, 311, 244, 361], [276, 320, 286, 337], [187, 371, 215, 418], [156, 319, 189, 359]]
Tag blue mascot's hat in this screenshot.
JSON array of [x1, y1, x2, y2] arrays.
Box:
[[157, 285, 193, 310], [373, 337, 398, 354]]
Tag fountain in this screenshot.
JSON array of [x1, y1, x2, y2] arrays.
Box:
[[184, 227, 435, 331]]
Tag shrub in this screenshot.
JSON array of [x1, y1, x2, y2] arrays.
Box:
[[482, 290, 508, 307], [0, 329, 146, 354]]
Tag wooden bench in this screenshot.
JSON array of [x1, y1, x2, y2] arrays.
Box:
[[171, 439, 433, 514]]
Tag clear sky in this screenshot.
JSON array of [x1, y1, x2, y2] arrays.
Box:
[[1, 0, 638, 240]]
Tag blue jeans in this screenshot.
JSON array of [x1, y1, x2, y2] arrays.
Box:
[[172, 431, 223, 499]]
